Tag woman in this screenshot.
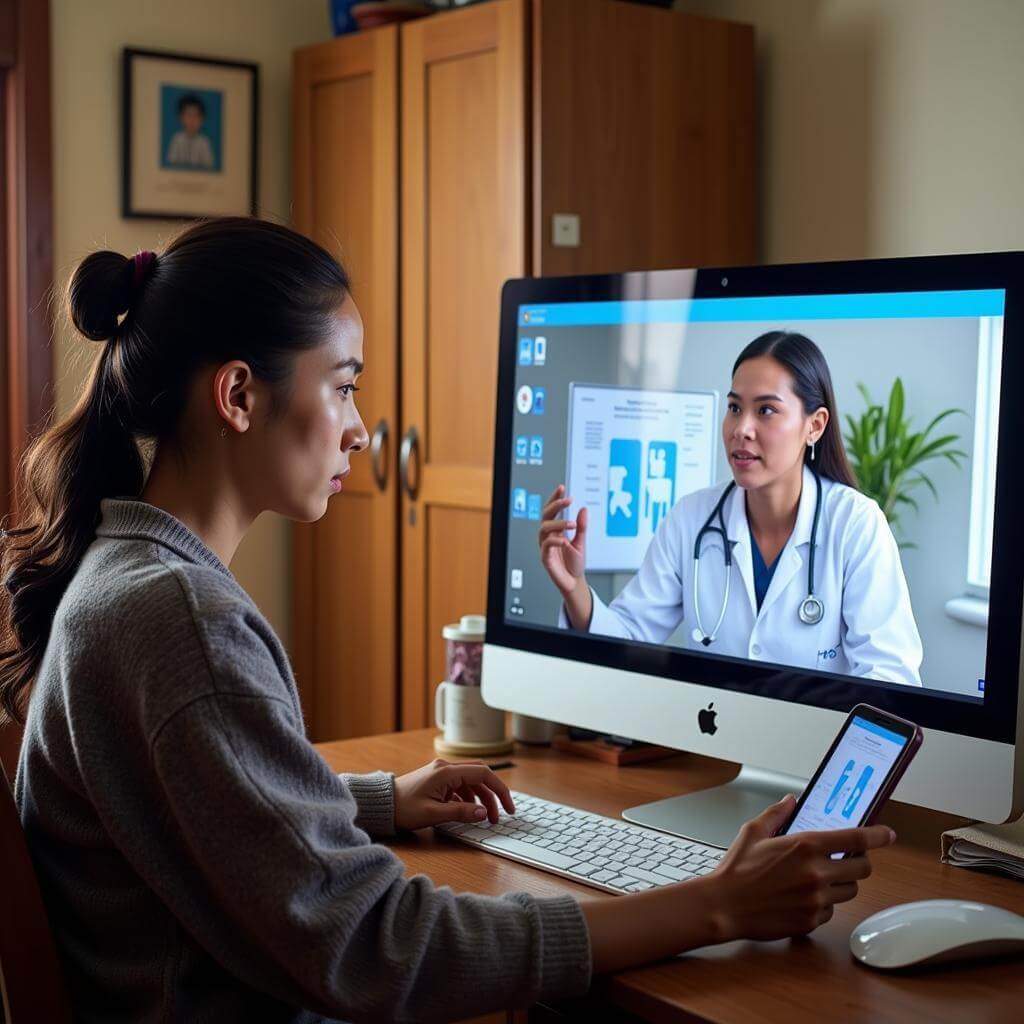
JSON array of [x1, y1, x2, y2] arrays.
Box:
[[540, 332, 923, 686], [1, 221, 893, 1022]]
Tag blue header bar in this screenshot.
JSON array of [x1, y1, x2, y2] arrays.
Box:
[[852, 716, 908, 748], [519, 290, 1005, 326]]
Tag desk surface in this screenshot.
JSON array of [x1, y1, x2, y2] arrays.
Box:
[[316, 729, 1024, 1024]]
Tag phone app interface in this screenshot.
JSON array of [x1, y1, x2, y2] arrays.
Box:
[[787, 716, 908, 836]]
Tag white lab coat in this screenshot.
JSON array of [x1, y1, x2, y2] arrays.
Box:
[[562, 466, 923, 686]]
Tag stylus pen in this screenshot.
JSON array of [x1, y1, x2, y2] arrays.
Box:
[[485, 761, 515, 770]]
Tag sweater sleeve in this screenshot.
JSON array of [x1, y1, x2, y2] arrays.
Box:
[[148, 691, 591, 1022], [339, 771, 397, 838]]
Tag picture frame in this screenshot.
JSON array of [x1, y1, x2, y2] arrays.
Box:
[[122, 48, 259, 220]]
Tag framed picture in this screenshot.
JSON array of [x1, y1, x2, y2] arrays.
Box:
[[122, 48, 259, 220]]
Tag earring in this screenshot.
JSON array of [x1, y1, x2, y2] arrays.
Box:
[[221, 426, 227, 439], [809, 440, 816, 462]]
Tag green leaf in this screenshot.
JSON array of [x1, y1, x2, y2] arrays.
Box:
[[886, 378, 905, 446], [845, 380, 966, 526]]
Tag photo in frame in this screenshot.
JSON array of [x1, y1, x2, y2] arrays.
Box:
[[122, 48, 259, 219]]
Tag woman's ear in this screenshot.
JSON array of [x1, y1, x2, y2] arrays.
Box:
[[809, 406, 830, 445], [213, 361, 256, 434]]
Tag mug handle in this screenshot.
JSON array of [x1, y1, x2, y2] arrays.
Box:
[[434, 681, 447, 730]]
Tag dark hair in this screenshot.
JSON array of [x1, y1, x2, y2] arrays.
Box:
[[732, 330, 858, 490], [177, 93, 205, 117], [0, 217, 350, 724]]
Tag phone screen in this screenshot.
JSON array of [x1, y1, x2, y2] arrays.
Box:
[[784, 714, 909, 841]]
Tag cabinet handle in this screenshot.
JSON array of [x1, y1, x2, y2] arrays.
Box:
[[370, 418, 389, 492], [399, 426, 420, 500]]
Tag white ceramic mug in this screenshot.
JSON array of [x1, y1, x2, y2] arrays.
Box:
[[435, 682, 506, 744]]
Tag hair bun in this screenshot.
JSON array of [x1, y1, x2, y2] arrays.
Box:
[[68, 250, 136, 342]]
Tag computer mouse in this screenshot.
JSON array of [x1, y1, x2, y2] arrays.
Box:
[[850, 900, 1024, 970]]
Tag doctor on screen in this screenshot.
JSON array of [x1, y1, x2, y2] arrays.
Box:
[[537, 331, 924, 686]]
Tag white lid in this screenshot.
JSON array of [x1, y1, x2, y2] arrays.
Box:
[[442, 614, 486, 641]]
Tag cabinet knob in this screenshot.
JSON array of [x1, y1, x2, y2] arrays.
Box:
[[399, 425, 420, 500], [370, 418, 390, 492]]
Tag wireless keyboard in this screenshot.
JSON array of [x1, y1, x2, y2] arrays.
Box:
[[435, 790, 725, 895]]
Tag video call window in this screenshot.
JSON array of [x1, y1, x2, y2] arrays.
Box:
[[504, 290, 1005, 703]]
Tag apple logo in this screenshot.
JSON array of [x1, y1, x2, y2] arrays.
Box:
[[698, 702, 718, 735]]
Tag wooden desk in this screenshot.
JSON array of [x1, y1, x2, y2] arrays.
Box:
[[316, 729, 1024, 1024]]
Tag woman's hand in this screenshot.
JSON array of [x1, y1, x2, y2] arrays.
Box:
[[393, 758, 515, 831], [538, 485, 592, 628], [706, 794, 894, 942]]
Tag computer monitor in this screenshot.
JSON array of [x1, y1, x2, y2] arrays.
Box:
[[483, 253, 1024, 847]]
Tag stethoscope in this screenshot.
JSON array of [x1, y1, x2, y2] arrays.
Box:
[[691, 471, 824, 646]]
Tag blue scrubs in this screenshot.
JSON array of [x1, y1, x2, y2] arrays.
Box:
[[750, 529, 779, 611]]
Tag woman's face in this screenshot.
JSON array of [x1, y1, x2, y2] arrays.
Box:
[[722, 355, 826, 490], [251, 294, 369, 522]]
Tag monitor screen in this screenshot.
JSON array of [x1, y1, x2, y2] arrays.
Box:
[[500, 284, 1006, 706]]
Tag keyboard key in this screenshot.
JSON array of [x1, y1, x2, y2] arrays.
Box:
[[459, 827, 496, 841], [651, 864, 694, 882], [591, 869, 617, 883], [623, 865, 674, 887], [481, 835, 578, 869], [607, 875, 635, 889]]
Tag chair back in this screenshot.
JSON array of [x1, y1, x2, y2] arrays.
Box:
[[0, 761, 71, 1023]]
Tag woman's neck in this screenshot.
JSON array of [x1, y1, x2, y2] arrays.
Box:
[[140, 447, 253, 567], [745, 463, 804, 553]]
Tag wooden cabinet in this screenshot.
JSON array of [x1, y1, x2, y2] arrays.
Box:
[[292, 27, 399, 738], [292, 0, 754, 741]]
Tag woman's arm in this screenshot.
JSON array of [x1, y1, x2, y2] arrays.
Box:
[[544, 487, 690, 643], [840, 502, 924, 686], [590, 501, 689, 643], [149, 691, 591, 1021], [583, 796, 894, 973]]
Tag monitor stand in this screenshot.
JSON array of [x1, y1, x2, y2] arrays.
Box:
[[621, 764, 808, 850]]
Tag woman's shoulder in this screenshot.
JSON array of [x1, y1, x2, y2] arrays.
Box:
[[60, 537, 289, 706], [68, 535, 245, 624], [820, 476, 887, 533]]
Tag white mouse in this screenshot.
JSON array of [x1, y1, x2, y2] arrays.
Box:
[[850, 899, 1024, 970]]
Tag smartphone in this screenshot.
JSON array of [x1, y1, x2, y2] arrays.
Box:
[[778, 703, 923, 857]]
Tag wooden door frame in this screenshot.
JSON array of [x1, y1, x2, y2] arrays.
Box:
[[1, 0, 54, 528], [0, 0, 54, 775]]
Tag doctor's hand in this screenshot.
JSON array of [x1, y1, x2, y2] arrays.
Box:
[[708, 795, 896, 942], [393, 758, 515, 831], [539, 485, 593, 629]]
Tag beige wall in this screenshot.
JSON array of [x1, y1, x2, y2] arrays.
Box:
[[675, 0, 1024, 262], [51, 0, 331, 644]]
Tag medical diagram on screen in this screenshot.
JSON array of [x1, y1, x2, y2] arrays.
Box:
[[565, 384, 718, 572], [786, 716, 908, 835]]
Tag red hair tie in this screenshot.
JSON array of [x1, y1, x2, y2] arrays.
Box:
[[131, 250, 157, 291]]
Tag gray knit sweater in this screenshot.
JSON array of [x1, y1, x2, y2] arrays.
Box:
[[15, 498, 591, 1022]]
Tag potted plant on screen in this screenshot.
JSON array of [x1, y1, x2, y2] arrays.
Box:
[[843, 378, 968, 547]]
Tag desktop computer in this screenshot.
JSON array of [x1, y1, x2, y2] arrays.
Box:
[[481, 253, 1024, 852]]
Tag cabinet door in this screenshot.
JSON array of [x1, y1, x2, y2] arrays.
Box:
[[400, 0, 527, 727], [533, 0, 755, 275], [292, 29, 399, 741]]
